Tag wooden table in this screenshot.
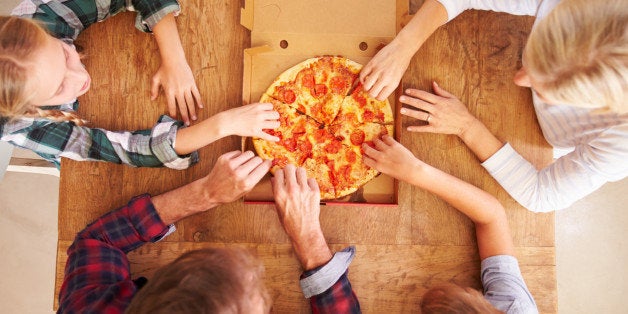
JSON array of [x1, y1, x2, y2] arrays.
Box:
[[55, 1, 556, 312]]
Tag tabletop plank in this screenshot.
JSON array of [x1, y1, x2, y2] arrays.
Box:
[[56, 0, 555, 312]]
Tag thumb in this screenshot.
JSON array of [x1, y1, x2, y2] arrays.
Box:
[[432, 81, 455, 98]]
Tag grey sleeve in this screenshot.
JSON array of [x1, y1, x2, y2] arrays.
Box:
[[481, 255, 539, 314], [299, 246, 355, 298]]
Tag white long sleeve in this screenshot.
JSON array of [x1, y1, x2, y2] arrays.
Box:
[[436, 0, 542, 21]]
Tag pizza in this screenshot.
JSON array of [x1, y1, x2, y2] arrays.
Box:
[[253, 56, 394, 200]]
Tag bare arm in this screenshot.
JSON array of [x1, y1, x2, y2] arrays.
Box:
[[152, 150, 271, 225], [151, 13, 202, 126], [360, 0, 448, 100], [363, 135, 514, 259]]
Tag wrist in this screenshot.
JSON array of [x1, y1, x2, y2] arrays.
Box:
[[291, 229, 332, 271]]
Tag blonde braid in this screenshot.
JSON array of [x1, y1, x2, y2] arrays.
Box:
[[34, 108, 88, 126]]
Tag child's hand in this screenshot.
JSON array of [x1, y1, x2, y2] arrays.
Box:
[[217, 103, 280, 142], [359, 39, 414, 101], [400, 82, 476, 136], [362, 135, 423, 183], [151, 60, 203, 126]]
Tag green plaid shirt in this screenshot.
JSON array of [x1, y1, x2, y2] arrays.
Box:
[[4, 0, 198, 169]]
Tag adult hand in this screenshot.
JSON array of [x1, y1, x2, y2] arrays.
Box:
[[217, 103, 280, 142], [151, 60, 203, 126], [359, 39, 414, 101], [271, 164, 332, 270], [204, 150, 270, 204], [362, 135, 424, 184], [400, 82, 477, 136]]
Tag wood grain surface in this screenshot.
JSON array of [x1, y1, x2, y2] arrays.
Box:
[[55, 0, 555, 312]]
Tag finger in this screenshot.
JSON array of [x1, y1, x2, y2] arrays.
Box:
[[150, 77, 160, 100], [407, 125, 437, 133], [192, 86, 204, 109], [372, 136, 389, 151], [405, 88, 442, 104], [362, 73, 379, 92], [176, 95, 190, 125], [265, 110, 280, 121], [307, 177, 320, 193], [256, 102, 274, 111], [400, 107, 431, 121], [359, 64, 373, 84], [283, 164, 297, 188], [296, 167, 308, 187], [273, 167, 285, 188], [381, 134, 397, 146], [432, 81, 455, 98], [238, 155, 264, 175], [399, 95, 435, 112], [363, 154, 376, 168], [184, 91, 197, 121], [230, 150, 255, 166], [377, 85, 397, 102], [218, 150, 242, 164], [369, 79, 387, 101], [166, 93, 177, 118], [263, 120, 281, 130], [257, 130, 280, 142], [248, 159, 271, 185], [362, 143, 382, 159]]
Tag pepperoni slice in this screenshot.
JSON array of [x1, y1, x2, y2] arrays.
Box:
[[312, 84, 328, 98], [282, 138, 297, 152], [314, 129, 331, 143], [324, 140, 342, 154], [329, 76, 347, 94], [272, 157, 288, 168], [302, 73, 315, 88], [353, 92, 367, 107], [350, 130, 365, 146], [363, 110, 374, 121], [346, 150, 357, 163], [283, 90, 296, 104]]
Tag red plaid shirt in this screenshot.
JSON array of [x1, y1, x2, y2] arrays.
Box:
[[57, 194, 361, 313]]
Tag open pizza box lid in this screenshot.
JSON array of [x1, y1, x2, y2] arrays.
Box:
[[240, 0, 407, 205]]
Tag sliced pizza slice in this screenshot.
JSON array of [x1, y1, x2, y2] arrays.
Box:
[[302, 158, 336, 200], [321, 145, 379, 199], [334, 83, 394, 125], [329, 121, 394, 150]]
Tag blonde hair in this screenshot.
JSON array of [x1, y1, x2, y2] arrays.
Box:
[[0, 16, 87, 125], [420, 283, 502, 314], [524, 0, 628, 114]]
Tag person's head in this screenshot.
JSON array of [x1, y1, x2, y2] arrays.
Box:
[[420, 283, 502, 314], [0, 16, 89, 124], [513, 0, 627, 113], [126, 247, 271, 314]]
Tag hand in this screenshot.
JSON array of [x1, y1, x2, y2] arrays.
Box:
[[204, 150, 270, 204], [216, 103, 280, 142], [271, 164, 332, 270], [360, 39, 414, 101], [362, 135, 424, 184], [151, 60, 203, 126], [400, 82, 477, 136]]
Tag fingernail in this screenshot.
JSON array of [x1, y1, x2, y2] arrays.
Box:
[[400, 108, 406, 114], [434, 81, 439, 87], [192, 116, 197, 120], [399, 96, 406, 102]]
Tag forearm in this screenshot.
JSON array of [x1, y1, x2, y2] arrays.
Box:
[[151, 176, 221, 225], [409, 162, 502, 225], [459, 118, 504, 162], [395, 0, 448, 55], [290, 229, 333, 271], [173, 114, 226, 155], [152, 13, 187, 67]]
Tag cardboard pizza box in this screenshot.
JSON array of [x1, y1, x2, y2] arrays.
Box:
[[240, 0, 407, 205]]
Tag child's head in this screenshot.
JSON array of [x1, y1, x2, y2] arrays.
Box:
[[126, 247, 271, 314], [519, 0, 627, 113], [420, 283, 502, 314], [0, 16, 89, 124]]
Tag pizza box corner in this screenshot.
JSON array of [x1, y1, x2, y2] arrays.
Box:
[[240, 0, 408, 206]]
